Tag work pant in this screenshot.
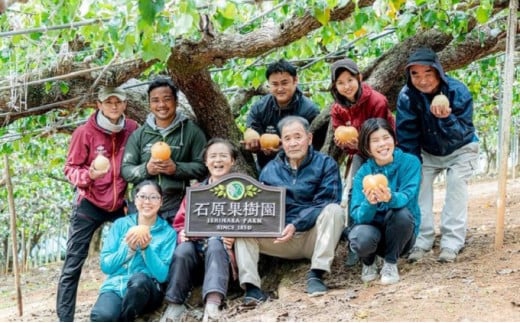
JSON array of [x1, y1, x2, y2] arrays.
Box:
[[90, 273, 163, 322], [56, 198, 124, 322], [164, 238, 230, 304], [348, 208, 415, 265], [414, 142, 479, 253], [235, 203, 344, 288]]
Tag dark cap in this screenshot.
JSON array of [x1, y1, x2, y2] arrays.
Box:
[[331, 59, 360, 82], [405, 48, 439, 68], [98, 86, 127, 101]]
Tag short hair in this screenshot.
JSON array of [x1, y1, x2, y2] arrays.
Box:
[[358, 118, 396, 160], [133, 180, 163, 198], [266, 59, 297, 79], [147, 77, 179, 102], [277, 116, 310, 134], [202, 137, 239, 162]]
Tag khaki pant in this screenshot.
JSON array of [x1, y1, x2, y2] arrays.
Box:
[[235, 203, 345, 288]]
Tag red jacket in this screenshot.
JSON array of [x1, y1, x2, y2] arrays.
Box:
[[331, 83, 395, 155], [64, 111, 139, 211]]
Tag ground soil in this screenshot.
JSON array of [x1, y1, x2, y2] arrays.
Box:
[[1, 177, 520, 322]]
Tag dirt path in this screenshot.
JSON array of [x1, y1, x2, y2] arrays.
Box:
[[1, 178, 520, 321]]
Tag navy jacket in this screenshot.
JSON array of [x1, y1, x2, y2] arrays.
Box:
[[396, 59, 478, 158], [259, 147, 342, 232], [246, 88, 320, 168]]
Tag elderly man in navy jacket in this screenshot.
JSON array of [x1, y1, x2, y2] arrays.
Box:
[[235, 116, 344, 303]]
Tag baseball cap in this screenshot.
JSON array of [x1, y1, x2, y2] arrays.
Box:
[[331, 59, 360, 82], [98, 86, 127, 102], [405, 48, 439, 68]]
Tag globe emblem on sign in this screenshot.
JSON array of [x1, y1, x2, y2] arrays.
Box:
[[226, 181, 245, 200]]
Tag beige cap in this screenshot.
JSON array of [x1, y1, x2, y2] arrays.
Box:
[[98, 86, 126, 101]]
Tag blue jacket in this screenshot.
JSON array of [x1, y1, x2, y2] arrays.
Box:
[[396, 62, 478, 158], [246, 88, 320, 168], [350, 148, 422, 235], [98, 214, 177, 297], [259, 147, 342, 232]]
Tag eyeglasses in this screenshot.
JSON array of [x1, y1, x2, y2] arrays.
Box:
[[135, 194, 161, 202]]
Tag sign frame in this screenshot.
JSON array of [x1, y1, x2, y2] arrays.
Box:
[[185, 173, 285, 237]]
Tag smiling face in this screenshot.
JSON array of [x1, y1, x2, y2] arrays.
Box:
[[409, 64, 441, 94], [149, 86, 177, 128], [268, 72, 298, 107], [134, 184, 162, 221], [96, 96, 127, 124], [281, 120, 312, 169], [335, 70, 360, 102], [368, 128, 395, 166], [205, 142, 235, 182]]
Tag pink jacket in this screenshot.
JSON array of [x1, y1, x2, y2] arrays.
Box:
[[64, 111, 138, 211]]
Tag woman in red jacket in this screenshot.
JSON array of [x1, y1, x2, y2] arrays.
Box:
[[160, 138, 238, 322], [329, 58, 395, 266]]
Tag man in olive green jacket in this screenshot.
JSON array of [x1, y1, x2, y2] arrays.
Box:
[[122, 77, 207, 224]]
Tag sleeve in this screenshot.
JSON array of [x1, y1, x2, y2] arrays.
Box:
[[64, 127, 94, 189], [291, 157, 342, 231], [246, 99, 265, 134], [349, 164, 378, 224], [121, 129, 150, 184], [330, 103, 345, 129], [436, 82, 474, 144], [387, 155, 422, 209], [173, 196, 187, 243], [142, 228, 177, 283], [396, 88, 422, 159], [99, 220, 133, 275], [173, 123, 207, 180]]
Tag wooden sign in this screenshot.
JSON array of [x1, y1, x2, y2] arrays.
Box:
[[185, 173, 285, 237]]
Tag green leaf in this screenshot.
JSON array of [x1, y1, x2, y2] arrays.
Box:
[[175, 13, 194, 35], [314, 7, 331, 25], [59, 82, 70, 95], [138, 0, 165, 26], [475, 6, 490, 24], [220, 2, 237, 20]]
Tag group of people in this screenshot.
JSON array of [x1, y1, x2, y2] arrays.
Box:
[[55, 47, 478, 322]]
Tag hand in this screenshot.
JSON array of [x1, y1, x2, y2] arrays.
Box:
[[222, 237, 235, 249], [126, 225, 151, 250], [147, 158, 177, 176], [364, 185, 392, 204], [261, 146, 280, 156], [274, 224, 296, 244], [334, 137, 358, 151], [179, 229, 190, 243], [241, 138, 261, 152], [88, 166, 109, 180], [430, 104, 452, 118]]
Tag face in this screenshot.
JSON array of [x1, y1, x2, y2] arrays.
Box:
[[96, 96, 126, 124], [205, 142, 235, 181], [409, 64, 441, 94], [268, 72, 298, 107], [368, 128, 395, 166], [335, 70, 360, 102], [281, 121, 312, 167], [134, 185, 162, 219], [149, 86, 177, 127]]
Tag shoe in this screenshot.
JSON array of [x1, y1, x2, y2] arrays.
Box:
[[306, 277, 327, 297], [243, 285, 267, 306], [361, 262, 378, 283], [345, 249, 359, 267], [438, 248, 457, 263], [160, 303, 186, 322], [202, 303, 220, 322], [380, 261, 399, 285], [407, 247, 427, 263]]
